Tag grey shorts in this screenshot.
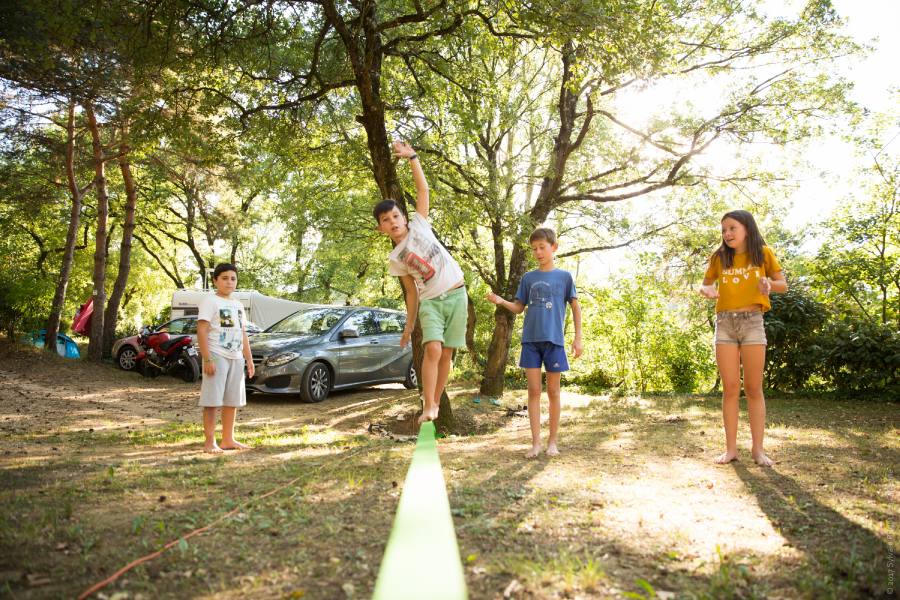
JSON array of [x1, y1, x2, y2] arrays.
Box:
[[715, 311, 767, 346], [199, 356, 247, 408]]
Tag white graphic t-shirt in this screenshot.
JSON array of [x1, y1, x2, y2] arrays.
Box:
[[198, 294, 246, 359], [388, 213, 464, 300]]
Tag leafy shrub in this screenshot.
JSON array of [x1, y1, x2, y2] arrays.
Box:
[[565, 367, 617, 393], [819, 320, 900, 395], [764, 285, 829, 390]]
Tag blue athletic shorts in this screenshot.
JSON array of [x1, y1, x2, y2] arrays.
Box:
[[519, 341, 569, 372]]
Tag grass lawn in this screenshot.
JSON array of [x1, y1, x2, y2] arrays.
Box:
[[0, 341, 897, 599]]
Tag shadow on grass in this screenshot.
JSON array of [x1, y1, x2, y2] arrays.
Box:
[[732, 461, 895, 598]]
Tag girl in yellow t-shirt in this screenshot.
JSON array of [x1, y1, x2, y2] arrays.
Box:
[[699, 210, 787, 467]]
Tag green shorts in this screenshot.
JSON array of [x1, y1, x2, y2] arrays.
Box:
[[419, 287, 467, 348]]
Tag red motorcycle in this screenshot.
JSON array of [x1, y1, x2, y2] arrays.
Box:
[[135, 326, 201, 383]]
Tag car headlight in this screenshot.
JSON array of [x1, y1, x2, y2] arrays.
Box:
[[265, 352, 301, 367]]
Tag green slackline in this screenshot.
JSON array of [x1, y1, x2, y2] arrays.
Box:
[[372, 421, 468, 600]]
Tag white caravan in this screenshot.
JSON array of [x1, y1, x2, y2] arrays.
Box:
[[171, 289, 312, 330]]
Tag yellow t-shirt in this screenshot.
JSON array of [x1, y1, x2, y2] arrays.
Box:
[[704, 246, 782, 312]]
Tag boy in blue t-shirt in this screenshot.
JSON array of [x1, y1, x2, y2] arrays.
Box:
[[487, 227, 583, 458]]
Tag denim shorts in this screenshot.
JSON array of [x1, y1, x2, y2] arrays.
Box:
[[419, 286, 467, 348], [715, 311, 767, 346], [519, 341, 569, 372]]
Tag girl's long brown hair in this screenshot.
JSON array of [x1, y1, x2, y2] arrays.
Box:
[[714, 210, 767, 269]]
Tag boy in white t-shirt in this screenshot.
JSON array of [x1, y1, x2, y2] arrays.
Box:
[[197, 263, 255, 453], [374, 141, 467, 424]]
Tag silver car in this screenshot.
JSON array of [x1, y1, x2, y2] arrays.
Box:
[[246, 306, 416, 403]]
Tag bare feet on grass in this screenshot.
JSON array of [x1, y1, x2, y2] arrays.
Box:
[[204, 443, 224, 454], [525, 445, 542, 459], [714, 451, 738, 464], [752, 450, 775, 467], [220, 440, 250, 451], [546, 443, 560, 457]]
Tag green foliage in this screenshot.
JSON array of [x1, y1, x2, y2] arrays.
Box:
[[818, 320, 900, 395], [764, 285, 829, 391], [576, 273, 716, 394]]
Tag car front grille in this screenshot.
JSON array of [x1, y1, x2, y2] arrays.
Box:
[[251, 353, 265, 367]]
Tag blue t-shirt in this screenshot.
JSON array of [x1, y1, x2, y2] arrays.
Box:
[[515, 269, 577, 346]]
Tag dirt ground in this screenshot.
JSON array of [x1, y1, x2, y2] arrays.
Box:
[[1, 340, 897, 599]]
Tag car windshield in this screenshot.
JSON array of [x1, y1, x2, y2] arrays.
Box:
[[267, 307, 348, 334]]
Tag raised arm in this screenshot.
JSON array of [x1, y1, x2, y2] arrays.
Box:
[[392, 140, 429, 217]]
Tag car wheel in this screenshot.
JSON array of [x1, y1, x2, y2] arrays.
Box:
[[300, 362, 330, 403], [403, 362, 418, 389], [117, 346, 138, 371]]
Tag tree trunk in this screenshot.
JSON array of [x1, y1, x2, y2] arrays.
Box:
[[102, 147, 138, 358], [479, 43, 586, 397], [86, 104, 109, 362], [322, 0, 453, 428], [480, 309, 516, 397], [465, 295, 479, 366], [480, 240, 531, 397], [45, 101, 84, 351]]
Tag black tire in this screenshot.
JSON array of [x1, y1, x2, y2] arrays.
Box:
[[403, 362, 417, 389], [180, 352, 201, 383], [139, 360, 161, 378], [117, 346, 139, 371], [300, 362, 331, 403]]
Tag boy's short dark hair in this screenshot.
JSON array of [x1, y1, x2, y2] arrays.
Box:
[[373, 199, 401, 222], [529, 227, 557, 245], [213, 263, 238, 279]]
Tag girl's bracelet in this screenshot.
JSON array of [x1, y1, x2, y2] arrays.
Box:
[[408, 153, 418, 161]]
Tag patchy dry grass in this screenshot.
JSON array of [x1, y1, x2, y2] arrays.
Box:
[[0, 341, 897, 599]]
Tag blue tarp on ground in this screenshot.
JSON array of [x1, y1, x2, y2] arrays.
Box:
[[24, 330, 81, 359]]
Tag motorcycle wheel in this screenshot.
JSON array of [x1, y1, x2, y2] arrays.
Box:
[[180, 353, 201, 383], [139, 360, 162, 378]]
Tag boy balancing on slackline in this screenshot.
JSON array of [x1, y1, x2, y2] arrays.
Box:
[[373, 141, 467, 425], [487, 227, 582, 458]]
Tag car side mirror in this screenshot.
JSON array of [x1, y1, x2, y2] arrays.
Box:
[[339, 327, 359, 339]]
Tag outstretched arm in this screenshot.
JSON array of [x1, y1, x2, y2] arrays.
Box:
[[486, 291, 525, 314], [392, 141, 429, 217], [758, 271, 788, 295], [699, 277, 719, 299]]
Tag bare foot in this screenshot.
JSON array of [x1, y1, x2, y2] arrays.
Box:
[[204, 443, 224, 454], [546, 443, 560, 457], [525, 446, 542, 459], [752, 450, 775, 467], [220, 440, 250, 451], [714, 451, 738, 464], [417, 406, 439, 425]]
